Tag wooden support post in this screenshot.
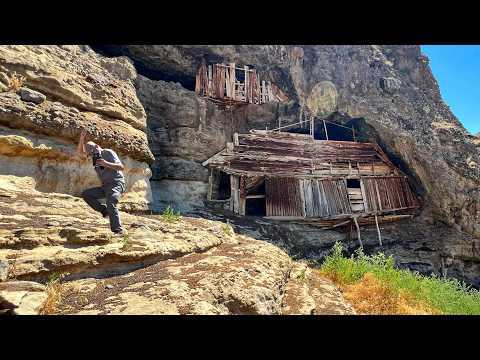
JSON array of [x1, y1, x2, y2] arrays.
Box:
[[208, 65, 212, 97], [352, 126, 356, 142], [323, 119, 329, 140], [229, 63, 236, 101], [310, 115, 314, 138], [353, 216, 363, 249], [244, 65, 249, 103], [207, 168, 213, 201], [375, 180, 383, 212], [375, 215, 383, 246], [230, 175, 240, 214], [225, 66, 231, 98], [261, 80, 266, 103]]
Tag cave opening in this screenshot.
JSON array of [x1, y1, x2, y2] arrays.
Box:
[[90, 45, 197, 91], [280, 112, 426, 202]]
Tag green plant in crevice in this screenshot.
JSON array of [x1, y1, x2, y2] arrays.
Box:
[[162, 205, 182, 223], [221, 223, 233, 237], [121, 232, 131, 251]]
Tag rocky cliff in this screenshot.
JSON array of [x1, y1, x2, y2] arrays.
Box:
[[94, 45, 480, 286], [1, 45, 479, 315]]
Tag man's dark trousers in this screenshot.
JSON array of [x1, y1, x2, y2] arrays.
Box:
[[82, 182, 125, 233]]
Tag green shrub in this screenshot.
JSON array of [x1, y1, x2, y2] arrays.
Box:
[[162, 205, 182, 223], [221, 223, 233, 236], [321, 242, 480, 315]]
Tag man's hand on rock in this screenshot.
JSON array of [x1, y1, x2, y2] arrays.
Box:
[[80, 129, 87, 141]]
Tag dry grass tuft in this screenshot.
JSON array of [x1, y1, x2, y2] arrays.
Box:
[[8, 72, 26, 92], [341, 272, 439, 315], [39, 273, 70, 315]]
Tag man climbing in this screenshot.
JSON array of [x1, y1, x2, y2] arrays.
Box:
[[77, 130, 126, 235]]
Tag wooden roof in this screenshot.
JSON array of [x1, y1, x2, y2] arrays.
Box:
[[203, 130, 400, 177]]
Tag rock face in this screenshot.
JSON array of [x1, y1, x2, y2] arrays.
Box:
[[0, 281, 48, 315], [1, 44, 479, 312], [0, 46, 153, 211], [135, 75, 298, 212], [0, 174, 353, 315], [94, 45, 480, 285]]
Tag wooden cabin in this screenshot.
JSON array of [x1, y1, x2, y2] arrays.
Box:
[[195, 62, 288, 108], [202, 130, 419, 231]]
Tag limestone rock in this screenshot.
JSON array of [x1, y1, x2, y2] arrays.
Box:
[[0, 174, 352, 315], [0, 45, 146, 130], [18, 87, 46, 104], [380, 76, 402, 93], [0, 260, 8, 281], [58, 236, 292, 315], [0, 281, 47, 315], [0, 72, 9, 85], [282, 263, 355, 315], [0, 175, 229, 282]]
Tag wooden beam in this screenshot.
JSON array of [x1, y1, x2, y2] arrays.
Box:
[[207, 168, 213, 201], [375, 215, 383, 246], [323, 120, 329, 140], [353, 216, 363, 249], [229, 63, 236, 101]]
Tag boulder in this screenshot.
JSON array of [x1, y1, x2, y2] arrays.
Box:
[[0, 281, 47, 315], [18, 87, 46, 104]]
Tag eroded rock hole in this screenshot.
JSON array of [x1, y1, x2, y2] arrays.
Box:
[[90, 45, 197, 91]]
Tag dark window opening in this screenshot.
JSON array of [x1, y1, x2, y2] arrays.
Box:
[[347, 179, 361, 188], [245, 198, 266, 216], [235, 68, 246, 82], [211, 170, 231, 200]]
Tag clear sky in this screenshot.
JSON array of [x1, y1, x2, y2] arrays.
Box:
[[421, 45, 480, 134]]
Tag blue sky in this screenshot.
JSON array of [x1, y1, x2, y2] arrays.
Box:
[[421, 45, 480, 134]]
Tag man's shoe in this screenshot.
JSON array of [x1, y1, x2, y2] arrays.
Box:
[[101, 210, 108, 218], [112, 229, 125, 236]]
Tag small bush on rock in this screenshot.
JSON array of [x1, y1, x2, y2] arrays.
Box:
[[162, 205, 181, 223]]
